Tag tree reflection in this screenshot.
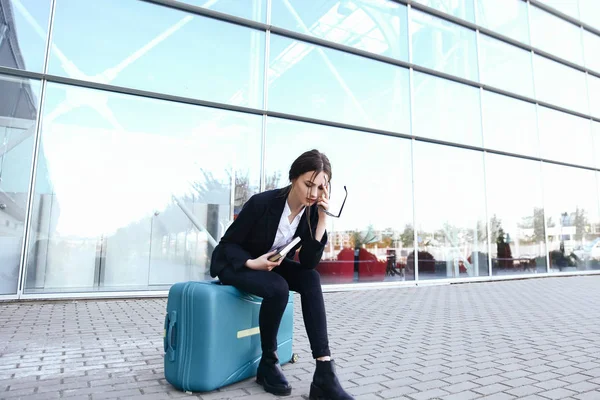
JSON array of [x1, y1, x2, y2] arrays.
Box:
[[518, 207, 551, 244], [546, 206, 598, 271]]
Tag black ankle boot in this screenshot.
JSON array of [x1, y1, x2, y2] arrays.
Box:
[[256, 351, 292, 396], [309, 359, 354, 400]]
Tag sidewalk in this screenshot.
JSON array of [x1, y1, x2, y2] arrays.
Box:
[[1, 276, 600, 400]]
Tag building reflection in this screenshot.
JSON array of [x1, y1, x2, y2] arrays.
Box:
[[0, 0, 39, 294]]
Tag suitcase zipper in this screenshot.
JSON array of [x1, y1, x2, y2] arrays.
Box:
[[186, 283, 196, 390], [180, 282, 191, 391]]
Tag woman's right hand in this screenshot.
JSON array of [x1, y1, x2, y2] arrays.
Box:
[[245, 251, 284, 271]]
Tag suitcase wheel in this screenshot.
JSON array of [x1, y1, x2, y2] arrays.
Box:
[[290, 353, 299, 364]]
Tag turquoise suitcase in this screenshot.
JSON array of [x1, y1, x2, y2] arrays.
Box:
[[164, 281, 296, 393]]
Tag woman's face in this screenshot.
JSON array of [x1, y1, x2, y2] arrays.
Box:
[[291, 170, 329, 208]]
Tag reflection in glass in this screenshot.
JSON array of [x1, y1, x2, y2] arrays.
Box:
[[476, 0, 530, 44], [183, 0, 266, 22], [537, 106, 594, 168], [48, 0, 265, 109], [594, 122, 600, 169], [583, 30, 600, 74], [412, 0, 475, 23], [410, 9, 478, 81], [0, 74, 39, 295], [414, 142, 488, 280], [0, 0, 51, 72], [580, 0, 600, 31], [543, 163, 600, 272], [270, 0, 409, 62], [268, 34, 411, 134], [486, 155, 546, 275], [412, 72, 482, 147], [264, 117, 414, 283], [533, 55, 589, 115], [482, 91, 539, 157], [598, 173, 600, 234], [479, 34, 533, 98], [587, 74, 600, 119], [530, 5, 583, 66], [24, 83, 262, 293]]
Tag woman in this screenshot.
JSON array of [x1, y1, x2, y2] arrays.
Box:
[[210, 149, 353, 400]]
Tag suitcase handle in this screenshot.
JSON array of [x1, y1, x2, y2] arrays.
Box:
[[166, 311, 177, 362], [163, 314, 169, 353]]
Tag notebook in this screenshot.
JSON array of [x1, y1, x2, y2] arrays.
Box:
[[268, 236, 302, 262]]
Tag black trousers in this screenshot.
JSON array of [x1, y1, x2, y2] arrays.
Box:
[[218, 261, 331, 359]]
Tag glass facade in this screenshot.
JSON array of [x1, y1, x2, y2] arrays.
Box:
[[0, 74, 39, 294], [0, 0, 599, 298], [24, 83, 262, 293]]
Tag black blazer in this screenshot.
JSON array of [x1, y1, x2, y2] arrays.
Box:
[[210, 187, 328, 278]]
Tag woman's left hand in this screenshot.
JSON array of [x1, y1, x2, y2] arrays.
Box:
[[317, 183, 329, 218]]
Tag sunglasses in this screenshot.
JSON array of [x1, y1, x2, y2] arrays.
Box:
[[320, 185, 348, 218]]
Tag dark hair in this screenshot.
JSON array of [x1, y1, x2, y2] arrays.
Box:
[[288, 149, 332, 183], [285, 149, 332, 239]]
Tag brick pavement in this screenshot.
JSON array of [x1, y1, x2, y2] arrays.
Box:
[[1, 275, 600, 400]]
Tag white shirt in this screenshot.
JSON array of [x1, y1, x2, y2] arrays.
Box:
[[269, 200, 305, 252]]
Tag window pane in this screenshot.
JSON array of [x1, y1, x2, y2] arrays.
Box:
[[588, 73, 600, 118], [479, 34, 534, 98], [413, 72, 482, 147], [182, 0, 266, 23], [579, 0, 600, 31], [25, 83, 262, 293], [482, 91, 539, 157], [48, 0, 264, 109], [594, 122, 600, 169], [543, 163, 600, 272], [486, 155, 546, 276], [530, 5, 583, 65], [410, 9, 478, 81], [270, 0, 409, 62], [583, 30, 600, 73], [268, 34, 411, 134], [0, 74, 40, 295], [597, 173, 600, 250], [536, 0, 579, 19], [264, 117, 414, 283], [0, 0, 51, 72], [533, 55, 589, 115], [412, 0, 475, 23], [537, 106, 594, 168], [476, 0, 530, 44], [414, 142, 488, 280]]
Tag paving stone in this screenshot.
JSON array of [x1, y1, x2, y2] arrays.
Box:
[[0, 276, 599, 399], [538, 387, 578, 399], [472, 383, 512, 395], [574, 391, 600, 400]]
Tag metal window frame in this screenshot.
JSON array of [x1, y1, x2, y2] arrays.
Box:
[[407, 3, 419, 284], [539, 159, 551, 274], [136, 0, 600, 79], [474, 1, 493, 279], [5, 267, 600, 300], [0, 22, 7, 47], [2, 64, 596, 173], [17, 289, 170, 301], [410, 136, 418, 284], [259, 0, 272, 193], [14, 0, 57, 299], [0, 0, 596, 122], [0, 295, 18, 301], [131, 0, 600, 70], [527, 0, 599, 35]]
